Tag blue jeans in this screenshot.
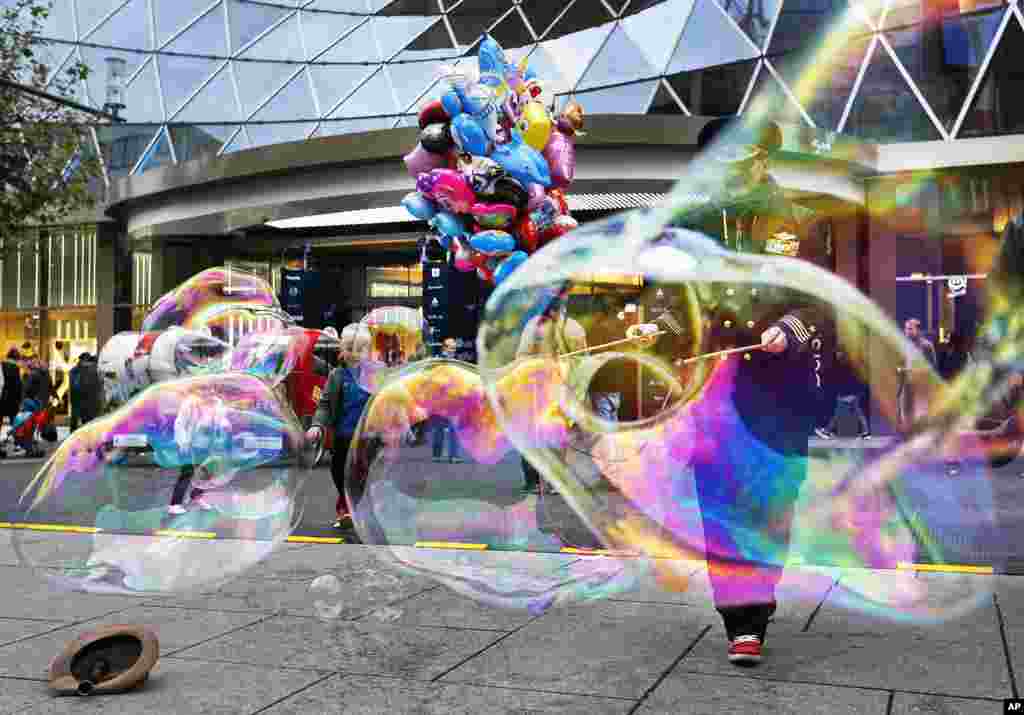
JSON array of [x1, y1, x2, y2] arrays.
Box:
[[431, 418, 459, 460]]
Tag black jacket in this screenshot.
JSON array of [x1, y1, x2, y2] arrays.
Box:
[[0, 360, 22, 417], [24, 368, 51, 406], [666, 177, 831, 454], [70, 361, 102, 415]]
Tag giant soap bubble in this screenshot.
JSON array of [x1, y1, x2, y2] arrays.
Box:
[[12, 373, 310, 595], [345, 358, 650, 614], [476, 208, 1001, 623], [142, 266, 280, 332]]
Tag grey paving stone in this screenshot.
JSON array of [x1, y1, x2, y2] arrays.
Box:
[[359, 586, 537, 631], [678, 629, 1011, 699], [439, 600, 713, 698], [0, 606, 264, 678], [0, 619, 66, 647], [254, 543, 428, 582], [259, 674, 637, 714], [890, 692, 1005, 715], [808, 570, 999, 637], [177, 614, 503, 679], [0, 566, 143, 621], [0, 679, 54, 715], [638, 671, 889, 714], [22, 656, 328, 715]]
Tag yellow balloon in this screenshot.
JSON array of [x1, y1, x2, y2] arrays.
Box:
[[518, 101, 553, 152]]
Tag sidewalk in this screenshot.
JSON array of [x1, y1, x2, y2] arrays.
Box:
[[0, 531, 1014, 714]]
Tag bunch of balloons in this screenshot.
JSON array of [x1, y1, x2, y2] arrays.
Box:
[[401, 34, 585, 285]]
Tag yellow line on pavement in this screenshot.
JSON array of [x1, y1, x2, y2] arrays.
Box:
[[560, 547, 641, 557], [153, 529, 217, 539], [414, 541, 488, 550], [0, 522, 100, 534], [287, 536, 345, 544], [897, 562, 994, 575]]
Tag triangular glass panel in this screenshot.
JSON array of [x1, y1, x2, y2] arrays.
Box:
[[308, 64, 376, 115], [622, 0, 669, 17], [886, 8, 1003, 132], [373, 14, 439, 60], [172, 64, 241, 122], [317, 18, 385, 61], [154, 0, 219, 48], [393, 114, 418, 127], [121, 57, 165, 122], [330, 67, 399, 116], [222, 127, 251, 153], [768, 0, 872, 56], [649, 79, 685, 113], [134, 127, 174, 175], [251, 71, 317, 121], [227, 0, 292, 53], [46, 48, 88, 104], [620, 0, 694, 72], [157, 55, 224, 119], [36, 0, 75, 41], [572, 79, 658, 114], [169, 124, 236, 162], [386, 60, 447, 110], [232, 60, 301, 117], [743, 60, 807, 125], [447, 0, 508, 46], [163, 3, 228, 56], [301, 10, 366, 60], [305, 0, 374, 11], [79, 45, 147, 110], [246, 122, 317, 147], [409, 76, 449, 111], [486, 7, 536, 50], [367, 0, 393, 11], [665, 57, 757, 115], [240, 12, 304, 61], [578, 22, 657, 90], [379, 0, 444, 14], [518, 0, 565, 38], [77, 0, 131, 43], [84, 0, 153, 51], [843, 40, 942, 142], [959, 11, 1024, 138], [544, 0, 616, 40], [391, 17, 461, 60], [668, 0, 758, 74], [96, 124, 161, 177], [533, 22, 616, 95], [769, 32, 872, 132], [317, 117, 398, 136], [712, 0, 780, 51], [882, 0, 1004, 29]]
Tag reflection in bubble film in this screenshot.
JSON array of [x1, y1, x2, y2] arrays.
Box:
[[141, 267, 280, 332], [346, 359, 649, 613], [477, 216, 999, 623], [12, 373, 309, 595], [227, 327, 337, 388]]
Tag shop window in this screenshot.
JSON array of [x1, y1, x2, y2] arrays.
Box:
[[367, 264, 422, 298]]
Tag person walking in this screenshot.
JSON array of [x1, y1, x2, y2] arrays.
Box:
[[0, 349, 22, 437], [23, 357, 52, 409], [306, 324, 372, 529], [897, 318, 937, 428], [665, 116, 832, 666], [69, 353, 102, 431], [431, 338, 462, 463]]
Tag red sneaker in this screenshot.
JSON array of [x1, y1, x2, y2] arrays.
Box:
[[728, 635, 763, 666]]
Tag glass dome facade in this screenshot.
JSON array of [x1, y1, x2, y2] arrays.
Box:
[[12, 0, 1024, 179]]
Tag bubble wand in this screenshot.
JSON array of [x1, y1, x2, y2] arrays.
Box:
[[682, 343, 766, 364]]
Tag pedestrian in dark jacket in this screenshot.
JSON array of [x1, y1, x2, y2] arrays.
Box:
[[306, 324, 372, 529], [69, 353, 102, 431], [664, 117, 832, 667], [23, 358, 51, 408], [0, 349, 23, 429]]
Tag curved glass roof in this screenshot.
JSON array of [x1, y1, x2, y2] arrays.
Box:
[[8, 0, 1024, 179]]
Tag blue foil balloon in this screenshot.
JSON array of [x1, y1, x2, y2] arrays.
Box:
[[452, 113, 490, 157], [441, 90, 463, 118], [469, 230, 517, 256], [430, 211, 469, 239], [493, 250, 527, 285], [401, 192, 437, 221], [491, 130, 552, 188], [478, 35, 508, 89]]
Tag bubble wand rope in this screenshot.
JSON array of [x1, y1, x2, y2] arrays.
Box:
[[681, 343, 766, 364]]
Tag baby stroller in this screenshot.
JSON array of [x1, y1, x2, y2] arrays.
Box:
[[0, 398, 56, 459]]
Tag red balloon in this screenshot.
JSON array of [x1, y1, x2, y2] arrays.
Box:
[[515, 215, 539, 253], [418, 100, 450, 129], [548, 188, 569, 215]]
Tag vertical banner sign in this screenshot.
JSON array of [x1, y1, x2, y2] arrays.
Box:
[[422, 260, 449, 355], [280, 268, 304, 323]]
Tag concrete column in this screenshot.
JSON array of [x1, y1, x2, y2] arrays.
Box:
[[95, 220, 130, 350]]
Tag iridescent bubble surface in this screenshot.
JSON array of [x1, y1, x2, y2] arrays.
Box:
[[12, 373, 309, 595], [141, 267, 281, 332]]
